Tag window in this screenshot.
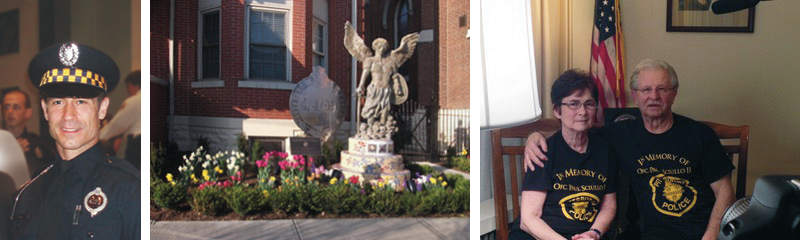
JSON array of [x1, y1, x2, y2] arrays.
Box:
[[249, 9, 287, 81], [202, 10, 220, 79], [312, 19, 326, 68], [395, 0, 411, 77], [395, 0, 410, 48]]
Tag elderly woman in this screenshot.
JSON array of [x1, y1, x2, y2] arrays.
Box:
[[509, 70, 617, 240]]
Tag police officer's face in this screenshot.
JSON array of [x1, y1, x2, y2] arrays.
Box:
[[3, 91, 32, 129], [41, 97, 109, 160]]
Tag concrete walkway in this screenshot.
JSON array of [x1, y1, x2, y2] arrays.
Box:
[[150, 218, 469, 240]]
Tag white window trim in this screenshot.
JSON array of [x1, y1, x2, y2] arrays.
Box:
[[312, 17, 327, 69], [197, 7, 222, 83], [244, 5, 293, 85]]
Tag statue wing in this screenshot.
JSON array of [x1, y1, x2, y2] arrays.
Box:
[[344, 21, 373, 62], [390, 32, 420, 67]]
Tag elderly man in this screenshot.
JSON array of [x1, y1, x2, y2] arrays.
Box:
[[8, 43, 140, 239], [524, 59, 735, 240], [3, 89, 56, 177]]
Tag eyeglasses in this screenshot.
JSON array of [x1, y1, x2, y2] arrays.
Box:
[[559, 101, 598, 110], [634, 87, 675, 95]]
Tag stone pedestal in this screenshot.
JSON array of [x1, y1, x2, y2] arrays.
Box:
[[334, 137, 410, 189]]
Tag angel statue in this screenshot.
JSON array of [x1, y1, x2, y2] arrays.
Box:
[[344, 21, 419, 139]]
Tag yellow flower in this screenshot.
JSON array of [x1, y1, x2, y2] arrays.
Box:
[[307, 176, 315, 182], [442, 181, 448, 187], [438, 176, 443, 181], [294, 176, 299, 181], [330, 177, 338, 185], [269, 176, 276, 182], [378, 182, 385, 188], [262, 190, 270, 198], [461, 149, 468, 156], [261, 178, 265, 183], [202, 170, 210, 181], [215, 166, 223, 174], [431, 178, 437, 185], [170, 181, 176, 186], [191, 174, 197, 180], [166, 173, 173, 182]]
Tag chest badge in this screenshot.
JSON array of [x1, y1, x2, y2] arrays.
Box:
[[558, 192, 600, 222], [84, 187, 107, 217], [649, 174, 697, 217]]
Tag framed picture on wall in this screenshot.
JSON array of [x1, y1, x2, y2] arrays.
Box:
[[666, 0, 755, 32]]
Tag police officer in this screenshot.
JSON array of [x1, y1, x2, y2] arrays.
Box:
[[2, 89, 57, 177], [9, 43, 140, 239]]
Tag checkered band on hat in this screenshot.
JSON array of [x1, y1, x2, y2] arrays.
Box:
[[39, 68, 107, 91]]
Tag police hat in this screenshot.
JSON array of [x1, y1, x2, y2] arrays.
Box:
[[28, 43, 119, 98]]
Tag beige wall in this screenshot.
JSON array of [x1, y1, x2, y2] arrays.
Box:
[[567, 1, 800, 194], [0, 1, 41, 135]]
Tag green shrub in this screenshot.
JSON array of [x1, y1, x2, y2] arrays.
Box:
[[190, 187, 229, 216], [448, 155, 470, 172], [224, 185, 267, 216], [304, 185, 327, 215], [323, 184, 356, 215], [321, 140, 345, 168], [399, 191, 422, 216], [268, 188, 293, 214], [369, 186, 400, 216], [455, 179, 470, 211], [152, 182, 187, 210], [419, 188, 448, 215]]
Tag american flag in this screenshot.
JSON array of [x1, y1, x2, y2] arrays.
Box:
[[590, 0, 625, 123]]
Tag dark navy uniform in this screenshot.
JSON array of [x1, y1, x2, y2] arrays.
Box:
[[18, 128, 56, 177], [9, 144, 140, 239], [9, 43, 140, 239]]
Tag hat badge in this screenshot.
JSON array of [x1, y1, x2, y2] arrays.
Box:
[[84, 187, 107, 217], [58, 43, 80, 68]]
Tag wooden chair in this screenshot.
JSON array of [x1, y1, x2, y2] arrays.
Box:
[[490, 118, 561, 240], [489, 119, 749, 240], [700, 121, 749, 199]]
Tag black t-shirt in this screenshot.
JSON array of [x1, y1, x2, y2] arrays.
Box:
[[522, 131, 617, 236], [603, 114, 734, 239]]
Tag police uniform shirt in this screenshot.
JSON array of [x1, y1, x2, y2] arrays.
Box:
[[9, 143, 140, 239], [18, 128, 55, 177], [98, 90, 141, 140], [604, 114, 734, 239], [521, 131, 618, 236]]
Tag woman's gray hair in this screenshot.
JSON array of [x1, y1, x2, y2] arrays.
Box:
[[629, 59, 679, 90]]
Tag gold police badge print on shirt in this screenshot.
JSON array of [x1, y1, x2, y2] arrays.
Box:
[[84, 187, 107, 217], [649, 174, 697, 217], [59, 43, 80, 67], [558, 192, 600, 222]]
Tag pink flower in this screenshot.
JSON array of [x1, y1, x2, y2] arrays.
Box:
[[263, 152, 271, 160], [279, 152, 288, 159], [309, 157, 314, 164], [293, 155, 302, 161], [279, 161, 287, 170], [236, 171, 243, 176]]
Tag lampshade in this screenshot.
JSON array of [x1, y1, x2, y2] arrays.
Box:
[[477, 0, 542, 130]]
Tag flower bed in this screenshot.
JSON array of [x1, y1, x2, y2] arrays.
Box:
[[151, 147, 470, 220]]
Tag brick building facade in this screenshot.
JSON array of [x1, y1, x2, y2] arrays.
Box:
[[151, 0, 469, 155]]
